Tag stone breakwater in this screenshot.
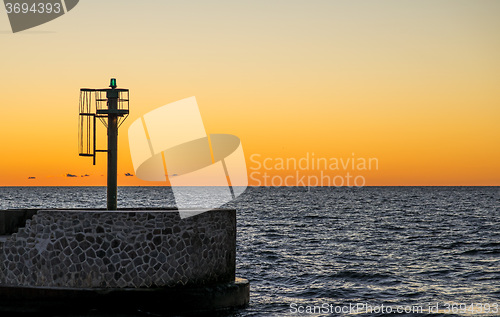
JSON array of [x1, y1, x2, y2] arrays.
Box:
[[0, 209, 236, 288]]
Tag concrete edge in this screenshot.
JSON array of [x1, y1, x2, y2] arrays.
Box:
[[0, 278, 250, 314]]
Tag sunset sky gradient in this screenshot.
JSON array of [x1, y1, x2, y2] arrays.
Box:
[[0, 0, 499, 186]]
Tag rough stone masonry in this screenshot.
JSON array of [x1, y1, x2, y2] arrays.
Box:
[[0, 209, 236, 288]]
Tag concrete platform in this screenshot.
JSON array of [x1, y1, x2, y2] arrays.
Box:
[[0, 278, 249, 314]]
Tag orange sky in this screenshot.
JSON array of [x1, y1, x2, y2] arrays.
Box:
[[0, 1, 499, 186]]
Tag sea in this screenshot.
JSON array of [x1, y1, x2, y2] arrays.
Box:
[[0, 186, 499, 317]]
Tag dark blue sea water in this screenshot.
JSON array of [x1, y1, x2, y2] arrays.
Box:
[[0, 186, 499, 317]]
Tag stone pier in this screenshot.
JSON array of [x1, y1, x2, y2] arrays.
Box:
[[0, 209, 249, 314]]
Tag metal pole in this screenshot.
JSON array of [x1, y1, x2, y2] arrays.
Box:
[[106, 84, 119, 210]]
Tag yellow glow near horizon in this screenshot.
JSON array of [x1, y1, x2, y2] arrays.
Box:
[[0, 1, 499, 186]]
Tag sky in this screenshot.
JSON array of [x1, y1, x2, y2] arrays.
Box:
[[0, 0, 499, 186]]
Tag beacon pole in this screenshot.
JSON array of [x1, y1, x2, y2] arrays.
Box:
[[107, 79, 118, 210], [78, 78, 129, 211]]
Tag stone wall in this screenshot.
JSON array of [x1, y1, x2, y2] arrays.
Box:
[[0, 209, 236, 288]]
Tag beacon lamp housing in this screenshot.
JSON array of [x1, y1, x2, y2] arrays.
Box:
[[110, 78, 117, 89]]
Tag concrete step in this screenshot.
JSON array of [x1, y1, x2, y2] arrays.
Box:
[[0, 235, 9, 243]]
